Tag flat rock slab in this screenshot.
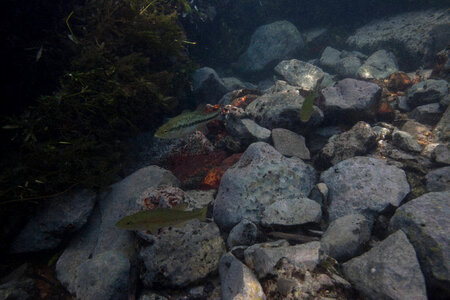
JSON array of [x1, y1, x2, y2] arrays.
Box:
[[321, 78, 381, 123], [320, 156, 410, 223], [357, 49, 398, 80], [213, 142, 316, 231], [272, 128, 310, 160], [343, 230, 427, 300], [10, 189, 96, 253], [346, 9, 450, 68], [244, 240, 321, 278], [261, 197, 321, 227], [407, 79, 448, 109], [389, 191, 450, 293], [219, 253, 266, 300], [140, 220, 225, 288]]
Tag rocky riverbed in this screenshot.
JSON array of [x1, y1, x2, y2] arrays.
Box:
[[1, 8, 449, 300]]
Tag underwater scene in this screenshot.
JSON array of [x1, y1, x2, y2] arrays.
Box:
[[0, 0, 449, 299]]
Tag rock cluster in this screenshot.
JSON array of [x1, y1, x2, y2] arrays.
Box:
[[7, 9, 450, 300]]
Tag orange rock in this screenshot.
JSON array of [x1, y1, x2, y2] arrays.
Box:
[[200, 153, 242, 189], [387, 72, 412, 92]]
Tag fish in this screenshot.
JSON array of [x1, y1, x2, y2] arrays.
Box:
[[116, 205, 208, 233], [35, 45, 43, 62], [154, 109, 220, 139]]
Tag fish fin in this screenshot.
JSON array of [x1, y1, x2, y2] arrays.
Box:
[[199, 205, 208, 221]]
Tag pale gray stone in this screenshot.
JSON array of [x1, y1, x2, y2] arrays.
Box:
[[274, 59, 325, 91], [432, 144, 450, 165], [357, 50, 398, 79], [272, 128, 310, 160], [219, 253, 266, 300], [343, 231, 427, 300], [320, 214, 371, 262], [392, 130, 422, 153], [426, 166, 450, 192], [227, 219, 260, 249], [320, 156, 410, 223], [389, 191, 450, 293], [261, 197, 322, 227]]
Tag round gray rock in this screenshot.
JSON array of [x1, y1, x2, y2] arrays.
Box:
[[392, 130, 422, 153], [274, 59, 325, 91], [342, 230, 427, 300], [227, 219, 260, 249], [140, 220, 225, 288], [213, 142, 316, 230], [320, 156, 410, 223], [320, 214, 371, 262], [426, 166, 450, 192], [237, 20, 304, 73], [389, 191, 450, 293]]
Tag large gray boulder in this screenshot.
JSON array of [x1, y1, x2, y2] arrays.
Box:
[[357, 50, 398, 79], [213, 142, 316, 231], [274, 59, 325, 91], [321, 78, 381, 123], [320, 214, 371, 262], [140, 220, 225, 288], [407, 79, 449, 109], [237, 21, 304, 73], [246, 92, 323, 131], [316, 121, 377, 168], [56, 166, 179, 299], [320, 156, 410, 223], [219, 253, 266, 300], [244, 240, 321, 278], [347, 9, 450, 68], [10, 189, 96, 253], [192, 67, 229, 104], [342, 230, 427, 300], [389, 191, 450, 293]]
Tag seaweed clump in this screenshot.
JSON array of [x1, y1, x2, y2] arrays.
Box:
[[0, 0, 193, 207]]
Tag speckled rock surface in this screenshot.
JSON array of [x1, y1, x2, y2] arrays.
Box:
[[274, 59, 325, 91], [10, 189, 96, 253], [271, 128, 310, 160], [140, 220, 225, 288], [75, 251, 130, 300], [357, 50, 398, 79], [246, 92, 323, 131], [392, 130, 422, 153], [320, 78, 381, 123], [320, 156, 410, 223], [244, 240, 321, 278], [316, 121, 377, 168], [408, 103, 444, 125], [261, 197, 322, 227], [346, 9, 450, 68], [320, 214, 371, 262], [219, 253, 266, 300], [389, 191, 450, 293], [213, 142, 316, 230], [237, 20, 304, 73], [343, 230, 427, 300]]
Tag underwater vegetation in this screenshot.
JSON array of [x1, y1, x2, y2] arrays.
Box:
[[0, 0, 194, 208]]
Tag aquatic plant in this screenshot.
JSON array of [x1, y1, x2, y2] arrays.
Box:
[[0, 0, 193, 206]]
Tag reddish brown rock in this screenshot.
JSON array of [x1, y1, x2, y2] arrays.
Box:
[[200, 153, 242, 190]]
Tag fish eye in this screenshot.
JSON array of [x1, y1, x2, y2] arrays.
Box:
[[126, 221, 131, 225]]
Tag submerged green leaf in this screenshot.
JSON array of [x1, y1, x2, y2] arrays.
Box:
[[300, 90, 317, 123]]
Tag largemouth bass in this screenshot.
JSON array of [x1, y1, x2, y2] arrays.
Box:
[[116, 205, 208, 233], [154, 109, 220, 139]]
